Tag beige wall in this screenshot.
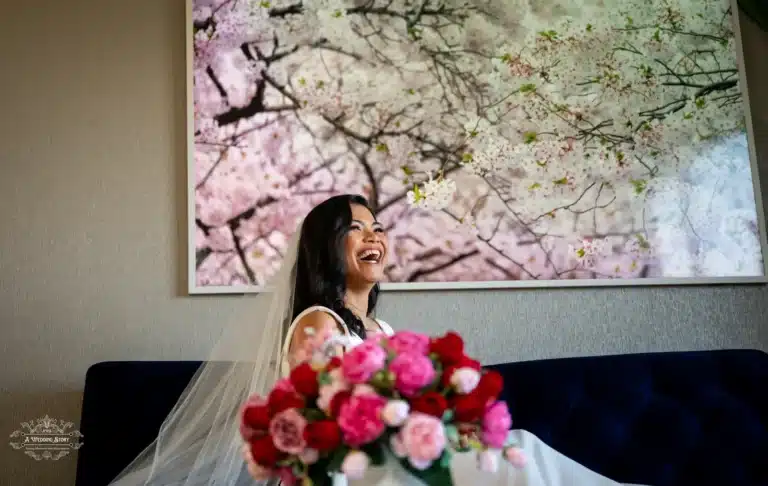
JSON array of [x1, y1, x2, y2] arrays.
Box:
[[1, 1, 766, 485]]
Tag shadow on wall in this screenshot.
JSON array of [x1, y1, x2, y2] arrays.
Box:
[[0, 391, 83, 485]]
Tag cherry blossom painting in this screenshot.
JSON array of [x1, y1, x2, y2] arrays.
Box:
[[190, 0, 768, 293]]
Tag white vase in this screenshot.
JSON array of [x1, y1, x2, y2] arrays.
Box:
[[330, 453, 430, 486]]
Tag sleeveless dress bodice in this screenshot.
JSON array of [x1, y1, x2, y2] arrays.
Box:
[[280, 305, 394, 378]]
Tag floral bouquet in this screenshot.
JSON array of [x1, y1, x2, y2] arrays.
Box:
[[239, 331, 526, 486]]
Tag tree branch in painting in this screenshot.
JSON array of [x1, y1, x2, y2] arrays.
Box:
[[192, 0, 762, 287]]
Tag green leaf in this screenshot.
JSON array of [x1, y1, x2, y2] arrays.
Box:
[[441, 410, 454, 423], [586, 23, 593, 32], [576, 247, 586, 258], [411, 184, 424, 202], [259, 1, 271, 7], [302, 408, 326, 422], [695, 97, 706, 109], [523, 131, 537, 144], [553, 177, 568, 185], [519, 83, 536, 94], [397, 454, 455, 486], [375, 143, 389, 153], [630, 178, 647, 194], [461, 153, 473, 163], [538, 30, 558, 40], [445, 424, 460, 444], [326, 447, 349, 473], [528, 182, 541, 190], [362, 442, 386, 466], [401, 165, 413, 176], [318, 372, 332, 386], [315, 80, 325, 89], [440, 449, 453, 468]]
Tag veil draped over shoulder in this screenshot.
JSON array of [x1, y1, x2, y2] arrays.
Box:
[[109, 232, 302, 485]]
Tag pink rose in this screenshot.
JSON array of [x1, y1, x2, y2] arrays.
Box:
[[390, 353, 436, 397], [396, 413, 446, 470], [269, 408, 307, 455], [274, 378, 296, 393], [504, 447, 527, 468], [342, 341, 387, 384], [482, 401, 512, 448], [338, 394, 387, 447], [388, 331, 430, 355], [317, 368, 349, 414], [341, 450, 370, 479], [277, 467, 298, 486]]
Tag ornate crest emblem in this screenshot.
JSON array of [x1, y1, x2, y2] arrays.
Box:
[[9, 415, 84, 460]]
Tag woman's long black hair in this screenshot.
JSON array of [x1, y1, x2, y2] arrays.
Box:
[[291, 194, 380, 338]]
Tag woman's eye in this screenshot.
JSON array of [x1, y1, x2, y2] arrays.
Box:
[[374, 228, 384, 233]]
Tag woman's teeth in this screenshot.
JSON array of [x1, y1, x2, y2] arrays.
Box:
[[358, 249, 381, 263]]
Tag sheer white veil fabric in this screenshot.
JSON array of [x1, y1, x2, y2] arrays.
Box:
[[109, 232, 302, 486]]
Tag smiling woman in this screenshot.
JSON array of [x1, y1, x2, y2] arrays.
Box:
[[291, 194, 386, 340]]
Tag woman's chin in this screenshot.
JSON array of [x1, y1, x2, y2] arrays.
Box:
[[355, 266, 384, 285]]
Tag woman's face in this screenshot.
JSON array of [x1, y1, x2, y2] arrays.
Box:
[[344, 203, 388, 286]]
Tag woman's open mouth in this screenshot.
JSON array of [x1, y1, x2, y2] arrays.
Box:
[[357, 249, 382, 264]]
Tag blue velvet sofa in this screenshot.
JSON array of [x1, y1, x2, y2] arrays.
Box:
[[75, 349, 768, 486]]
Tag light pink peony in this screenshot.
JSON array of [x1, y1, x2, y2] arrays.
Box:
[[450, 367, 481, 394], [342, 341, 387, 384], [337, 394, 387, 447], [341, 450, 370, 479], [482, 401, 512, 448], [389, 353, 436, 397], [387, 331, 430, 355], [269, 408, 307, 455], [396, 413, 446, 470], [504, 447, 527, 468], [317, 368, 349, 414], [299, 448, 319, 465]]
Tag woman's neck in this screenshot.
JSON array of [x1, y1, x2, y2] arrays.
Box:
[[344, 286, 372, 316]]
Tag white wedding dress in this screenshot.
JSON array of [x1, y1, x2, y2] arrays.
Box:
[[281, 306, 648, 486]]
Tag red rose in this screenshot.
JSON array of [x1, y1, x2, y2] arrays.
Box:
[[453, 393, 484, 423], [290, 362, 319, 398], [476, 371, 504, 401], [429, 332, 464, 365], [304, 420, 342, 452], [242, 403, 271, 431], [326, 357, 342, 371], [249, 435, 283, 467], [410, 392, 448, 418], [329, 390, 351, 417], [268, 388, 305, 416]]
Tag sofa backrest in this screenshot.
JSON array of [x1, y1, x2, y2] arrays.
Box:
[[75, 349, 768, 486]]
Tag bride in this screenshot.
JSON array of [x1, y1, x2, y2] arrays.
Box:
[[110, 194, 646, 486]]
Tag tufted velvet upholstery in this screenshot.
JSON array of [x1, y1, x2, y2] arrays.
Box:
[[75, 350, 768, 486]]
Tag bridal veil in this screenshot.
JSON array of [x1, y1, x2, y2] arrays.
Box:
[[109, 233, 302, 485]]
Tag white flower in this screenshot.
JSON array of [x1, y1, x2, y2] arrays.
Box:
[[341, 451, 370, 479], [407, 174, 456, 211], [450, 367, 481, 394], [382, 400, 410, 427]]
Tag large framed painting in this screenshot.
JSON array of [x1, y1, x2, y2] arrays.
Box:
[[187, 0, 768, 294]]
